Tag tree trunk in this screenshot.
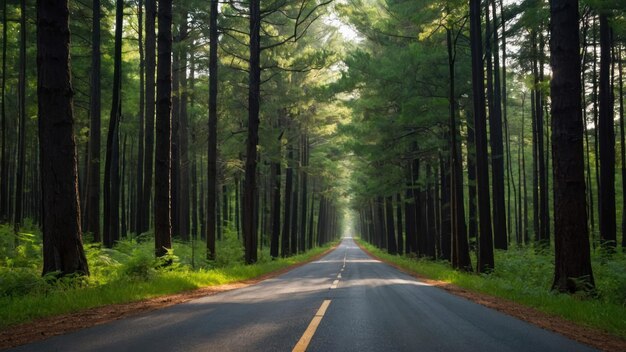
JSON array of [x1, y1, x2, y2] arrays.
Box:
[[598, 14, 616, 250], [38, 0, 89, 276], [282, 141, 293, 257], [487, 0, 507, 250], [521, 93, 529, 244], [191, 154, 198, 239], [307, 186, 315, 249], [470, 0, 494, 272], [206, 0, 218, 259], [141, 0, 156, 234], [171, 33, 180, 238], [103, 0, 124, 248], [154, 0, 173, 258], [135, 0, 145, 236], [270, 149, 281, 258], [290, 157, 299, 255], [618, 44, 626, 249], [550, 0, 595, 293], [580, 18, 596, 245], [439, 153, 451, 260], [499, 0, 515, 244], [537, 31, 549, 248], [592, 17, 601, 246], [121, 135, 128, 238], [447, 27, 471, 270], [270, 115, 282, 258], [14, 0, 27, 237], [189, 51, 198, 240], [396, 193, 403, 255], [531, 82, 539, 240], [298, 133, 308, 253], [242, 0, 260, 264], [0, 0, 8, 222], [178, 11, 190, 241], [465, 110, 477, 242], [425, 165, 436, 258], [199, 158, 206, 240], [217, 182, 222, 240], [385, 196, 397, 254]]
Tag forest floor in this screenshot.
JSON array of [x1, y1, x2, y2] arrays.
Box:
[[0, 244, 336, 350], [355, 240, 626, 352]]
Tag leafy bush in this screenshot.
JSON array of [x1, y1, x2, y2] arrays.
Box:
[[214, 228, 245, 267], [121, 248, 158, 280], [0, 267, 45, 297]]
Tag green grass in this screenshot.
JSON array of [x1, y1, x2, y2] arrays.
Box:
[[356, 238, 626, 339], [0, 224, 335, 330]]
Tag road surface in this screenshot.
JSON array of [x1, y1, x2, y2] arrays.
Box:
[[9, 238, 595, 352]]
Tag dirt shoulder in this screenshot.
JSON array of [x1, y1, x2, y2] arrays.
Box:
[[0, 246, 336, 350], [355, 241, 626, 352]]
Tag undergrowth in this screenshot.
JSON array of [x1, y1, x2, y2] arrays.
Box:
[[0, 223, 334, 329], [356, 238, 626, 339]]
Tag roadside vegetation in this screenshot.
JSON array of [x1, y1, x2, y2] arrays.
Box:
[[356, 238, 626, 339], [0, 224, 334, 329]]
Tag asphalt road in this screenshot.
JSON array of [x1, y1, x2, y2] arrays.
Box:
[[10, 238, 596, 352]]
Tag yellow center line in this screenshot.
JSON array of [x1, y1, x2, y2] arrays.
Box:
[[292, 300, 332, 352]]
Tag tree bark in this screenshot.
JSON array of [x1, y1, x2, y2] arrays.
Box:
[[438, 154, 450, 260], [618, 44, 626, 249], [189, 51, 198, 240], [14, 0, 27, 236], [550, 0, 595, 292], [270, 147, 281, 258], [38, 0, 89, 276], [396, 193, 403, 254], [598, 13, 616, 250], [290, 156, 299, 254], [141, 0, 156, 234], [537, 31, 549, 247], [521, 93, 529, 244], [270, 114, 282, 258], [487, 0, 507, 250], [207, 0, 218, 259], [242, 0, 261, 264], [0, 0, 8, 222], [282, 141, 293, 257], [171, 31, 180, 238], [120, 135, 128, 238], [154, 0, 173, 258], [447, 27, 471, 270], [135, 0, 145, 236], [298, 133, 308, 253], [465, 110, 477, 242], [178, 10, 190, 241], [470, 0, 494, 271], [103, 0, 124, 248], [385, 196, 397, 254]]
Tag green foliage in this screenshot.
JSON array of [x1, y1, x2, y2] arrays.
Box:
[[357, 238, 626, 339], [0, 267, 45, 297], [0, 224, 336, 329]]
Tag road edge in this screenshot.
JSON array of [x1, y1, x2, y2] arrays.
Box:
[[0, 244, 338, 350], [354, 239, 626, 352]]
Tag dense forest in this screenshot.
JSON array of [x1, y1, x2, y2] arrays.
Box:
[[343, 0, 626, 292], [1, 0, 626, 329], [1, 0, 345, 269]]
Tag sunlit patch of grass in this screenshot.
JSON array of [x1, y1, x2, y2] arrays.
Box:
[[0, 224, 335, 330], [356, 238, 626, 339]]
